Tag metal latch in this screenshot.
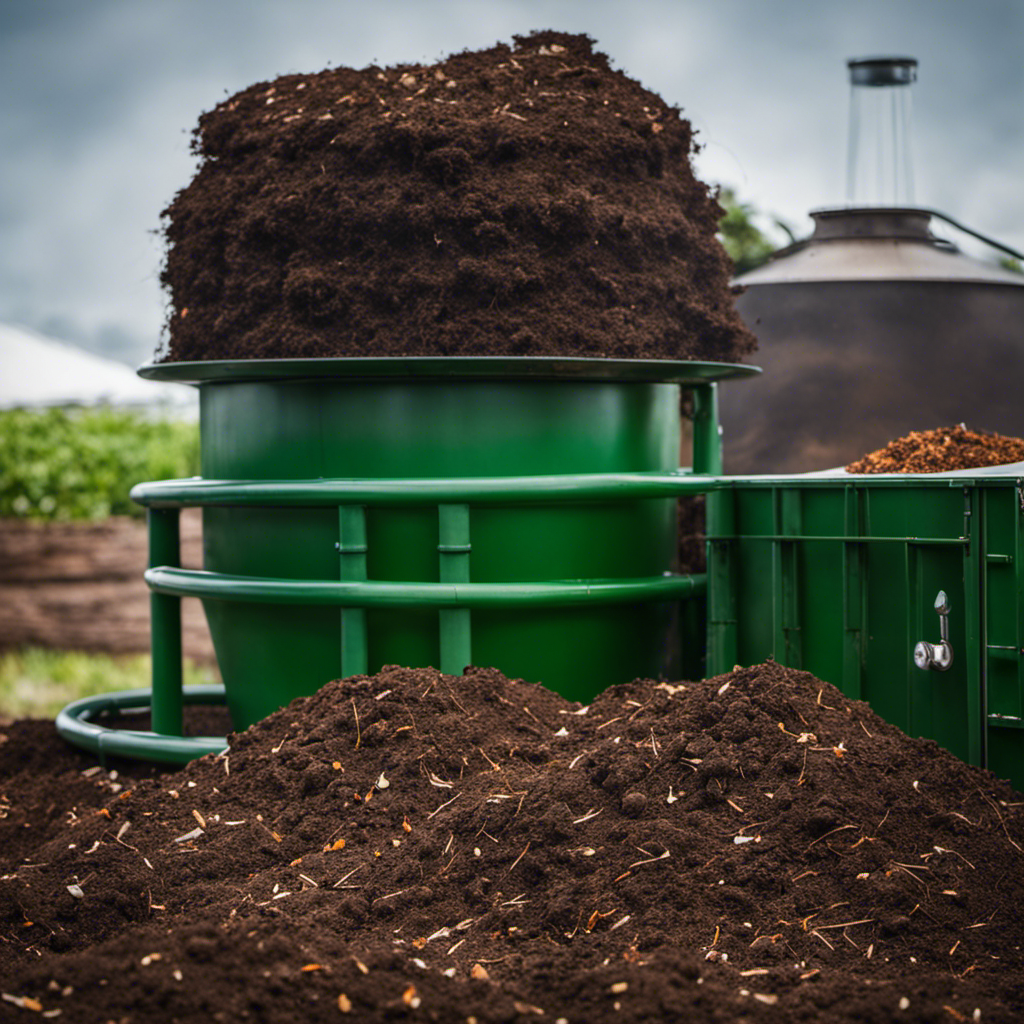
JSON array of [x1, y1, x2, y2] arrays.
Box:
[[913, 590, 954, 671]]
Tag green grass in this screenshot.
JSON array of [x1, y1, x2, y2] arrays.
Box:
[[0, 648, 219, 720]]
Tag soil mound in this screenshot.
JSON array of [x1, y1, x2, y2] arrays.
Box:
[[157, 31, 756, 364], [847, 424, 1024, 474], [2, 661, 1023, 1021]]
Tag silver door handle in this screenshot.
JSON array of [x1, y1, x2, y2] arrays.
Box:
[[913, 590, 954, 671]]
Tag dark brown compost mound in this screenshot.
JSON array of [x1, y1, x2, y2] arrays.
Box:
[[847, 424, 1024, 474], [157, 31, 756, 364], [3, 661, 1023, 1022]]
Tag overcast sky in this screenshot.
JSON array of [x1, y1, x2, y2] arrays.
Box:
[[2, 0, 1021, 367]]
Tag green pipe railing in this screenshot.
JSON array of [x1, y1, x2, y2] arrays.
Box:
[[133, 471, 719, 508], [137, 471, 711, 690], [57, 468, 718, 764], [57, 375, 737, 765], [144, 566, 706, 607], [55, 685, 229, 764]]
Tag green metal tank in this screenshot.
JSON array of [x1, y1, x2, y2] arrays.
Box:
[[56, 357, 754, 761]]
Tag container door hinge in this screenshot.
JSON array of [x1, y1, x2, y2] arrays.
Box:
[[913, 590, 954, 671]]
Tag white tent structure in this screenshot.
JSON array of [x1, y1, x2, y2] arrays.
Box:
[[0, 323, 195, 411]]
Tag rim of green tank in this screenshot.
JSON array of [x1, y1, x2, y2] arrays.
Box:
[[137, 356, 761, 385]]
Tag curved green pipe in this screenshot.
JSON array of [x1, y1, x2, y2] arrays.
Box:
[[131, 471, 718, 509], [145, 567, 706, 608], [55, 685, 229, 764]]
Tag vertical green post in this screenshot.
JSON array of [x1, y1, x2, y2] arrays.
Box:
[[706, 484, 738, 674], [772, 487, 803, 667], [904, 538, 918, 731], [1015, 482, 1024, 723], [962, 486, 983, 767], [692, 383, 722, 476], [842, 484, 865, 700], [149, 508, 183, 736], [438, 503, 472, 675], [339, 505, 368, 677], [696, 381, 726, 674]]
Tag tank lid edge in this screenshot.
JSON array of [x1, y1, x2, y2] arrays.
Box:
[[138, 356, 762, 386]]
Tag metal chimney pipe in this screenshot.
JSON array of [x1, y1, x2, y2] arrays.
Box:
[[846, 56, 918, 206]]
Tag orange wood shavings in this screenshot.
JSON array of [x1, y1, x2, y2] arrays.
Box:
[[585, 909, 617, 932]]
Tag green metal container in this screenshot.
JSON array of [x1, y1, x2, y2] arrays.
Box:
[[115, 357, 755, 752], [705, 467, 1024, 791]]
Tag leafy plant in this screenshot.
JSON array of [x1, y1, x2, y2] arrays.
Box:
[[717, 186, 794, 275], [0, 406, 198, 521]]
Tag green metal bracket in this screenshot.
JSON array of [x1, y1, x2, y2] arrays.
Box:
[[691, 383, 722, 476], [338, 505, 369, 677], [438, 503, 472, 675]]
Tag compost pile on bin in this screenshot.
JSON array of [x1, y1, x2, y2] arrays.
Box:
[[847, 425, 1024, 474], [157, 31, 756, 364], [3, 661, 1023, 1022]]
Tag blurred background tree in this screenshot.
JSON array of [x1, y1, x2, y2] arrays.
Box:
[[0, 406, 198, 521], [717, 186, 795, 275]]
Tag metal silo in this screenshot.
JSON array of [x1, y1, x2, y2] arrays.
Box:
[[720, 58, 1024, 474]]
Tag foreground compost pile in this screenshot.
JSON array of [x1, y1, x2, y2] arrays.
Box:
[[847, 425, 1024, 474], [2, 662, 1023, 1022], [158, 31, 756, 364]]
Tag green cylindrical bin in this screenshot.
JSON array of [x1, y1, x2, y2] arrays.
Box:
[[132, 357, 755, 730]]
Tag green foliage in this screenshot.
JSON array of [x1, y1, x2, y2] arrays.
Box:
[[0, 406, 199, 521], [717, 186, 792, 276], [0, 647, 217, 719]]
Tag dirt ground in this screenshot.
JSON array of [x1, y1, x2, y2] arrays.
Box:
[[4, 434, 1024, 1019], [1, 661, 1022, 1022], [0, 510, 214, 664]]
